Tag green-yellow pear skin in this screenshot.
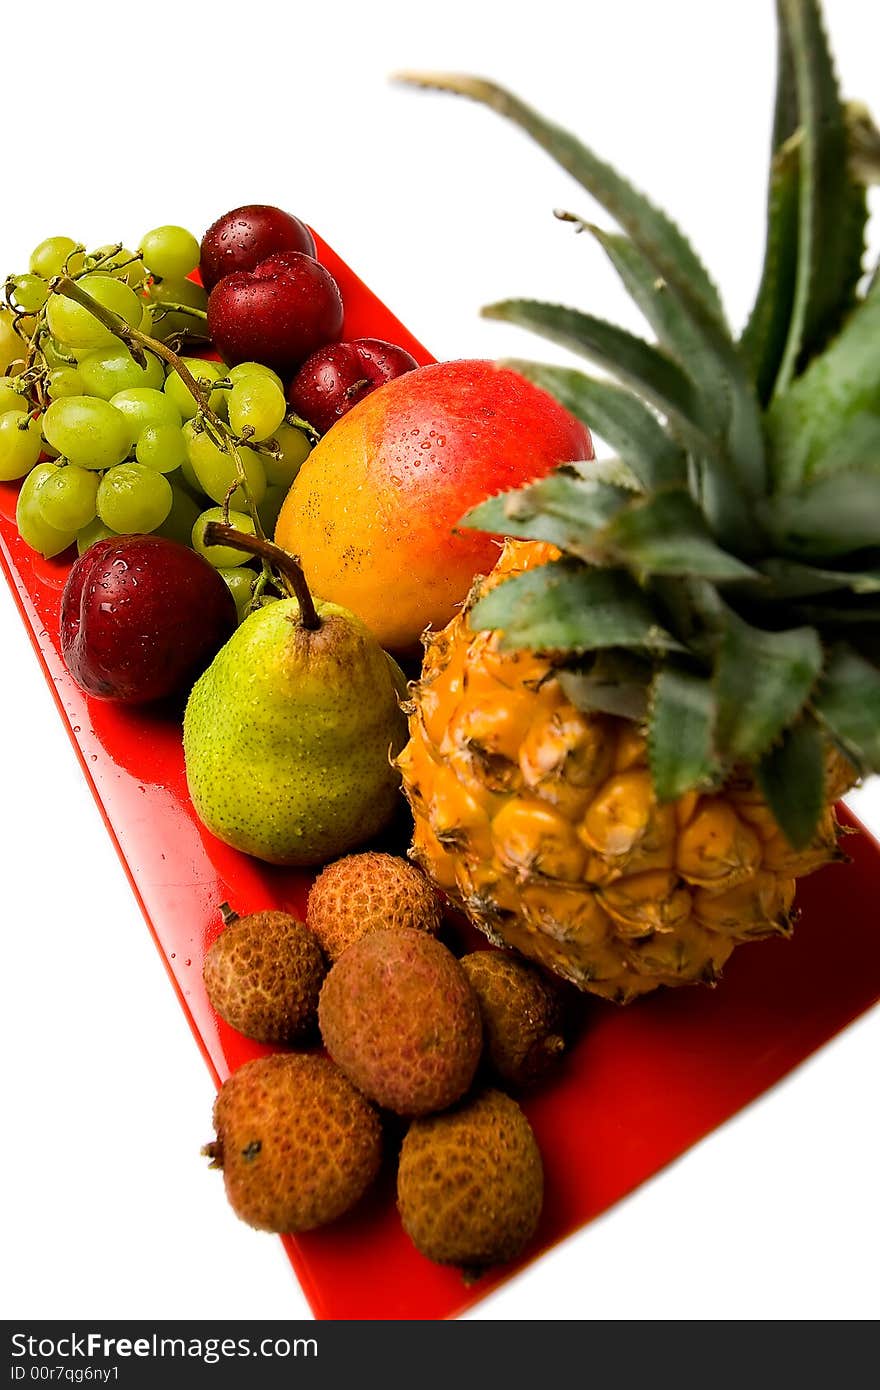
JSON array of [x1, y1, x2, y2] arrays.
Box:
[[182, 597, 409, 867]]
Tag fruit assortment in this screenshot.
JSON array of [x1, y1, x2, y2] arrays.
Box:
[[1, 0, 879, 1310]]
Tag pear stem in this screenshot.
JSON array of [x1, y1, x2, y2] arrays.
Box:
[[202, 522, 321, 630]]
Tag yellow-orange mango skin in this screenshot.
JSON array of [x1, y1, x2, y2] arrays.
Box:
[[275, 359, 592, 653]]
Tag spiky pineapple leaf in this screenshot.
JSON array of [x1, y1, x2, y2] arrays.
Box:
[[462, 473, 631, 556], [813, 644, 880, 772], [775, 0, 868, 391], [768, 274, 880, 489], [469, 559, 681, 653], [502, 359, 686, 489], [713, 605, 823, 761], [754, 557, 880, 599], [558, 651, 651, 721], [740, 134, 801, 405], [484, 299, 716, 456], [394, 72, 726, 323], [598, 489, 760, 582], [583, 223, 767, 537], [582, 223, 729, 431], [762, 468, 880, 556], [649, 665, 722, 800], [807, 412, 880, 481], [740, 0, 800, 402], [756, 716, 826, 848], [568, 457, 642, 491], [772, 0, 801, 150]]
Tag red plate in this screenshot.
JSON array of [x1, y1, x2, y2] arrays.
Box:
[[2, 236, 880, 1321]]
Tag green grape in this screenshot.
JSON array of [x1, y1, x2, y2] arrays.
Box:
[[110, 387, 182, 446], [183, 421, 266, 509], [75, 517, 115, 555], [29, 236, 85, 278], [178, 453, 202, 495], [228, 375, 286, 441], [0, 380, 27, 415], [262, 420, 312, 487], [0, 412, 42, 481], [91, 245, 146, 286], [226, 361, 286, 392], [163, 358, 227, 420], [12, 274, 49, 314], [46, 274, 143, 349], [219, 565, 258, 622], [257, 484, 287, 535], [136, 422, 187, 474], [36, 463, 99, 531], [0, 309, 26, 375], [191, 506, 256, 568], [139, 302, 155, 334], [155, 483, 201, 547], [77, 344, 164, 398], [97, 463, 173, 533], [147, 277, 209, 343], [16, 464, 77, 556], [46, 367, 84, 400], [139, 226, 200, 281], [43, 396, 131, 470]]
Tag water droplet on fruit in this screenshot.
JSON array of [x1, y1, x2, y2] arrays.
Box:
[[90, 754, 97, 762], [420, 440, 431, 450], [185, 958, 191, 967], [72, 725, 80, 734], [99, 602, 116, 615], [437, 436, 446, 446]]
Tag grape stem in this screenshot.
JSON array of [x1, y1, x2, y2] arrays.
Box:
[[201, 522, 320, 630], [152, 301, 208, 322], [51, 275, 212, 409], [48, 274, 267, 546]]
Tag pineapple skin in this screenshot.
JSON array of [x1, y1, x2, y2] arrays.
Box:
[[398, 542, 849, 1003]]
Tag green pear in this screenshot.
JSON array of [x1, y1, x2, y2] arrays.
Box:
[[183, 525, 408, 867]]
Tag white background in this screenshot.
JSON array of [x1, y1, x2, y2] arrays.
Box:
[[1, 0, 878, 1322]]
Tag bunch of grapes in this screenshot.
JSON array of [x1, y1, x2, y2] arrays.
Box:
[[0, 227, 312, 620]]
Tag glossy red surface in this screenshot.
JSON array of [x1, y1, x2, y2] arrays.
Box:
[[1, 237, 879, 1321]]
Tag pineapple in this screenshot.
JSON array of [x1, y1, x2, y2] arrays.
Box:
[[396, 0, 880, 1001]]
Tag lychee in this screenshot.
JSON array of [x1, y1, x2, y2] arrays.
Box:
[[397, 1089, 544, 1269], [204, 1053, 382, 1232], [318, 929, 482, 1115], [306, 851, 442, 962], [203, 907, 326, 1044], [460, 951, 567, 1088]]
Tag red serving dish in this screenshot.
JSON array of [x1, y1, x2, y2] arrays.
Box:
[[1, 236, 879, 1321]]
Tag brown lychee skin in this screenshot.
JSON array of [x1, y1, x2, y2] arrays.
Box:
[[318, 929, 482, 1116], [397, 1089, 544, 1269], [307, 852, 443, 962], [461, 951, 567, 1089], [209, 1053, 382, 1233], [203, 910, 326, 1045]]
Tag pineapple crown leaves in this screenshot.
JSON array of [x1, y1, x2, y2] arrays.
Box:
[[398, 0, 880, 849]]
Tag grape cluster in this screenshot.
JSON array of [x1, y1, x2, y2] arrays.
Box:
[[0, 227, 313, 621]]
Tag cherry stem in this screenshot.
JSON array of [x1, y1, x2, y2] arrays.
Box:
[[219, 902, 239, 927], [202, 523, 321, 630]]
